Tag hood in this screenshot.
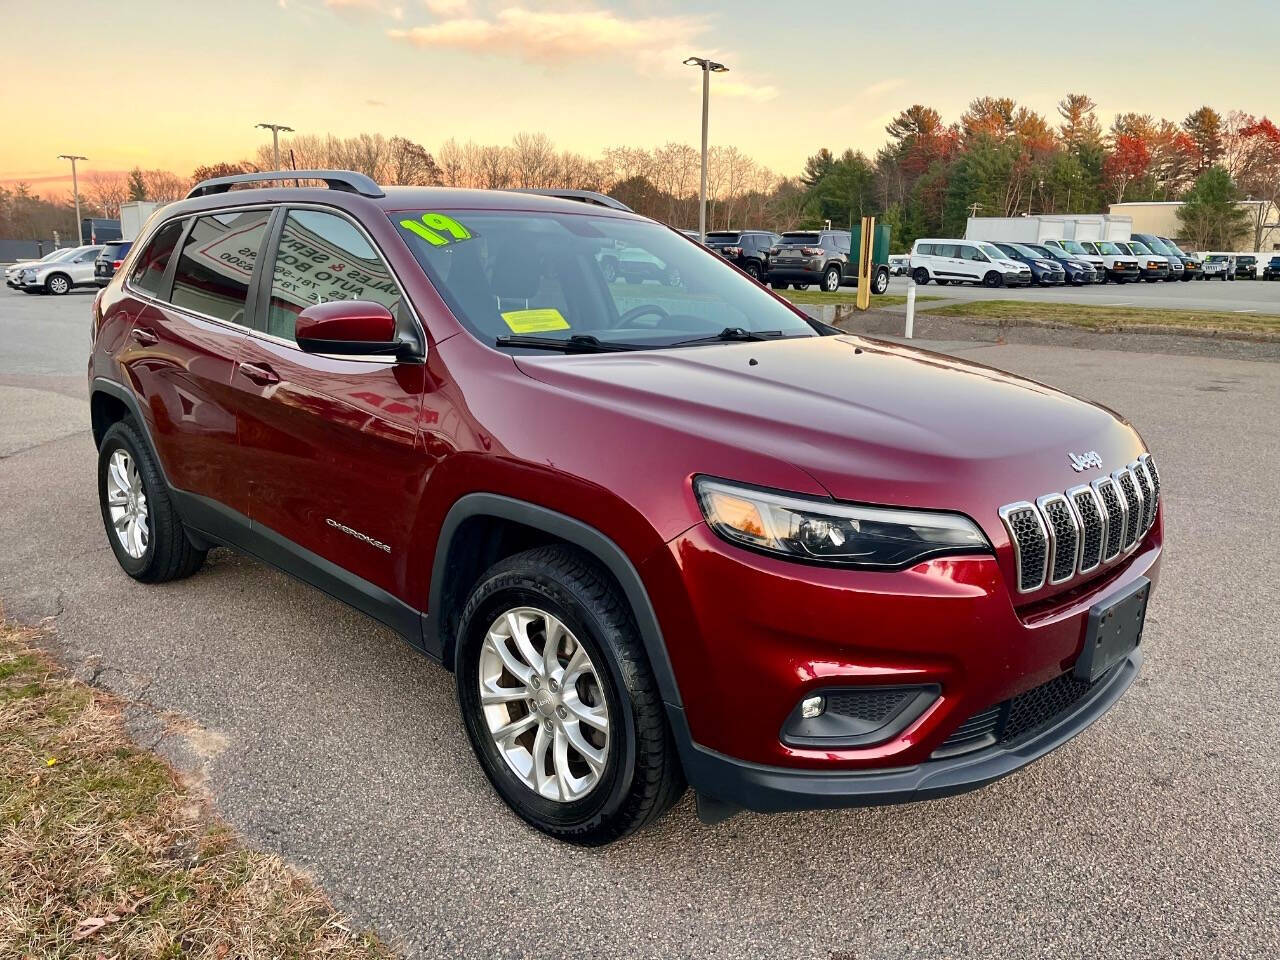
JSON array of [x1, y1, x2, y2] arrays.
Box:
[[514, 335, 1144, 533], [996, 258, 1028, 271]]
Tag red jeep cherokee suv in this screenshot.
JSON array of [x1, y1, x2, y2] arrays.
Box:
[[88, 170, 1163, 844]]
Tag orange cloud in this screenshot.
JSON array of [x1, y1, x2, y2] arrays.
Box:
[[389, 6, 707, 65]]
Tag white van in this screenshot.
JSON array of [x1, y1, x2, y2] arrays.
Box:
[[909, 239, 1032, 287]]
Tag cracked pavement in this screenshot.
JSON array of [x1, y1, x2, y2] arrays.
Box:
[[2, 289, 1278, 958]]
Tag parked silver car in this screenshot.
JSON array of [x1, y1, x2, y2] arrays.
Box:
[[18, 245, 103, 295], [5, 247, 83, 289]]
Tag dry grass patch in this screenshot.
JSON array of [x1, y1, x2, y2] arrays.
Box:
[[925, 299, 1280, 337], [0, 619, 396, 959]]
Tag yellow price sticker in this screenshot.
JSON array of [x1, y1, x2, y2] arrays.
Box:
[[501, 308, 570, 334], [399, 212, 472, 247]]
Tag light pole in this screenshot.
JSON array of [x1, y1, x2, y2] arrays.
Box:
[[256, 122, 294, 170], [683, 56, 728, 242], [58, 154, 87, 245]]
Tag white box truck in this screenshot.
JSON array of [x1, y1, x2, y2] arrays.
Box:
[[964, 216, 1069, 243], [119, 201, 161, 241]]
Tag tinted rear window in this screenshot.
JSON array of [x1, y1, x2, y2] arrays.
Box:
[[780, 233, 820, 245], [129, 220, 184, 297], [169, 210, 271, 325], [100, 241, 132, 259], [704, 232, 741, 244]]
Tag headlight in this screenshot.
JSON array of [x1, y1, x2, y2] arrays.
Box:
[[694, 477, 990, 568], [1037, 260, 1053, 268]]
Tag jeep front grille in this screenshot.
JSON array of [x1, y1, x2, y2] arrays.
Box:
[[1000, 455, 1160, 594]]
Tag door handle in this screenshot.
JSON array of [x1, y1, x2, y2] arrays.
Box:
[[130, 326, 159, 346], [239, 361, 280, 386]]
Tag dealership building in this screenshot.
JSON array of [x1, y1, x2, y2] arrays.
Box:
[[1109, 200, 1280, 251]]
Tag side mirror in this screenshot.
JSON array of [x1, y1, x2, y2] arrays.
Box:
[[295, 300, 402, 357]]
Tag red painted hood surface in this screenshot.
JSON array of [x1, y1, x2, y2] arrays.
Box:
[[514, 335, 1147, 541]]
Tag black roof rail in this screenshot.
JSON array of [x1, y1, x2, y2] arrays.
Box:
[[505, 188, 632, 212], [185, 169, 385, 200]]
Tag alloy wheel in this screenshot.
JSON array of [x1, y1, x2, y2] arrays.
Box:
[[105, 449, 149, 559], [478, 607, 610, 802], [48, 275, 69, 295]]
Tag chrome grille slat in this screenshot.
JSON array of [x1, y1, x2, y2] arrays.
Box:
[[999, 502, 1048, 594], [1001, 455, 1160, 594], [1036, 493, 1079, 585], [1067, 484, 1105, 573], [1114, 468, 1143, 550]]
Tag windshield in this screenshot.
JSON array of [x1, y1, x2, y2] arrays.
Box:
[[1057, 240, 1086, 255], [1238, 256, 1256, 264], [978, 243, 1007, 260], [1160, 238, 1186, 256], [1205, 254, 1228, 262], [1128, 241, 1154, 255], [1022, 244, 1054, 258], [392, 210, 818, 349], [1095, 242, 1123, 255]]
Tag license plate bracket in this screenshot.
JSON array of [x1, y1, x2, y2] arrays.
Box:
[[1075, 576, 1149, 682]]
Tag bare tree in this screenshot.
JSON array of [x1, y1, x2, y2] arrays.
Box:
[[510, 132, 557, 188], [476, 145, 513, 189], [385, 136, 441, 185], [143, 169, 191, 203], [86, 172, 129, 218]]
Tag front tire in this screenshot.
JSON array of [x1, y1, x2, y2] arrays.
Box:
[[97, 419, 206, 583], [455, 545, 684, 845], [45, 273, 71, 295]]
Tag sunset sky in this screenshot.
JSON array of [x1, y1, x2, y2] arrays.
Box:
[[3, 0, 1277, 194]]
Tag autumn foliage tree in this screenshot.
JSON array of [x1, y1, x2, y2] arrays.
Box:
[[1103, 134, 1152, 202]]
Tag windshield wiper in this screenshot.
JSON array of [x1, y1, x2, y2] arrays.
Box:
[[494, 334, 645, 353], [671, 327, 787, 347]]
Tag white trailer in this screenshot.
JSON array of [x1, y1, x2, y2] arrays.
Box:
[[119, 201, 161, 241], [966, 214, 1132, 245]]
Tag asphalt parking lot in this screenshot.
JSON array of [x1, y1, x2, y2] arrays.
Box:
[[883, 273, 1280, 314], [2, 289, 1278, 959]]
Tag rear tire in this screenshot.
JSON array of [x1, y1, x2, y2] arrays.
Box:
[[455, 545, 685, 845], [744, 262, 761, 280], [97, 419, 206, 583], [822, 265, 842, 292], [935, 279, 950, 286], [872, 267, 889, 294]]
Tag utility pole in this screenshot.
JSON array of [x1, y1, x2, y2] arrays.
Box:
[[968, 202, 982, 218], [683, 57, 728, 242], [256, 122, 294, 170], [57, 154, 87, 245]]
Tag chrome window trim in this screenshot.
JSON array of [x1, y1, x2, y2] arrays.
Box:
[[1035, 492, 1079, 586], [1092, 476, 1125, 562], [1066, 483, 1105, 575], [998, 501, 1048, 594], [122, 200, 426, 364]]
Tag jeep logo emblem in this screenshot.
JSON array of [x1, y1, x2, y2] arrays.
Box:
[[1068, 450, 1103, 472]]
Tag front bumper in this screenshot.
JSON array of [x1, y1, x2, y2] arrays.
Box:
[[1033, 270, 1066, 285], [1003, 271, 1033, 287], [1106, 266, 1141, 281], [680, 649, 1141, 813], [1138, 265, 1170, 279]]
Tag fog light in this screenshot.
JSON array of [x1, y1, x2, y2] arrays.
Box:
[[800, 695, 826, 719]]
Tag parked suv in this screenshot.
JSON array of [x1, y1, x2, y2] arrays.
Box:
[[94, 240, 134, 288], [703, 230, 779, 281], [89, 170, 1163, 844], [1201, 254, 1235, 280], [768, 229, 889, 294], [910, 239, 1031, 287], [1264, 255, 1280, 280], [1234, 255, 1257, 279], [6, 246, 80, 289], [1022, 242, 1096, 286], [19, 244, 103, 294]]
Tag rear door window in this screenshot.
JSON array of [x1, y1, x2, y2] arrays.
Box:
[[169, 210, 271, 326], [129, 220, 185, 297]]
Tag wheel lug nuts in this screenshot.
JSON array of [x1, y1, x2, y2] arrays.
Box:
[[556, 705, 568, 719], [544, 720, 554, 732], [549, 679, 558, 692], [531, 676, 540, 688]]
